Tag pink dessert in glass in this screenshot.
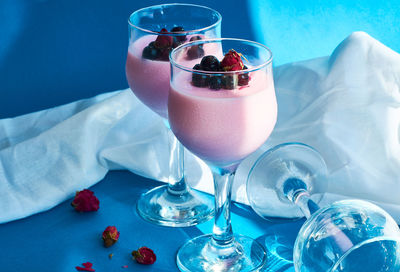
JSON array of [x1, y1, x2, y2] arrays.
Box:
[[169, 70, 276, 166], [126, 34, 220, 118], [169, 49, 277, 167], [170, 39, 276, 272], [126, 3, 222, 228], [126, 35, 171, 118]]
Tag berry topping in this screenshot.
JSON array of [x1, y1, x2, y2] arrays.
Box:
[[154, 28, 173, 48], [192, 64, 209, 87], [238, 65, 250, 86], [193, 64, 201, 70], [142, 28, 185, 61], [171, 26, 186, 42], [187, 45, 205, 60], [189, 36, 203, 42], [171, 26, 184, 32], [209, 76, 223, 90], [221, 49, 244, 71], [200, 56, 221, 71], [186, 36, 204, 60], [222, 75, 237, 90], [190, 50, 250, 90], [142, 45, 160, 60], [158, 47, 172, 61]]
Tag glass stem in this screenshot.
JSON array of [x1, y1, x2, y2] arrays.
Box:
[[283, 178, 354, 252], [283, 177, 320, 219], [166, 125, 187, 195], [293, 191, 320, 219], [291, 183, 354, 253], [211, 168, 235, 246]]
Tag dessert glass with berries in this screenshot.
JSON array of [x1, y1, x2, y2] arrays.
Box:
[[169, 38, 276, 271], [126, 4, 221, 227]]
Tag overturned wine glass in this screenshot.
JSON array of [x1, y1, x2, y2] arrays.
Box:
[[247, 142, 400, 272]]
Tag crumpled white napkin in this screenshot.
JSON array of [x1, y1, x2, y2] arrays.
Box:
[[1, 31, 399, 224]]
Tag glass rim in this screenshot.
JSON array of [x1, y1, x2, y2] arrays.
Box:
[[248, 142, 319, 181], [329, 236, 400, 271], [170, 38, 273, 75], [128, 3, 222, 36]]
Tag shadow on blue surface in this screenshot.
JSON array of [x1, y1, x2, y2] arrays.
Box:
[[231, 203, 302, 271]]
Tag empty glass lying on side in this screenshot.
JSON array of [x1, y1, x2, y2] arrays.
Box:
[[247, 142, 400, 272]]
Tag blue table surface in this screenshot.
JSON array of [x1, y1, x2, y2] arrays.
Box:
[[0, 170, 303, 271]]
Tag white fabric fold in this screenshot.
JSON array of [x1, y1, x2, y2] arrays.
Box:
[[1, 31, 399, 223]]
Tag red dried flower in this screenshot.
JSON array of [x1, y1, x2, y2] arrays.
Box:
[[132, 246, 156, 265], [220, 49, 244, 71], [71, 189, 99, 212], [76, 262, 95, 271], [102, 226, 120, 247], [155, 28, 173, 48]]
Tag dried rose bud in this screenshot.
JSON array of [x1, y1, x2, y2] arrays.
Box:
[[75, 262, 95, 271], [221, 49, 244, 71], [71, 189, 99, 212], [102, 226, 120, 248], [132, 246, 156, 265]]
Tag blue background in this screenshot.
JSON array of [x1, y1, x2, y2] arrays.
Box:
[[1, 0, 398, 119], [0, 0, 399, 271]]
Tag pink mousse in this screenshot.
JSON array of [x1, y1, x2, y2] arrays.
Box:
[[168, 70, 277, 167], [126, 35, 171, 118], [126, 35, 220, 118]]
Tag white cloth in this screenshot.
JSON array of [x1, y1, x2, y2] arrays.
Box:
[[1, 31, 399, 223]]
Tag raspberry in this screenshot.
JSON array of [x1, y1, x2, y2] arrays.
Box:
[[154, 28, 173, 48], [221, 49, 244, 71]]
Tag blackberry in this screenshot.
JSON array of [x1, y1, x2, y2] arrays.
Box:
[[209, 76, 223, 90], [222, 75, 237, 90], [200, 55, 220, 71], [189, 36, 202, 42], [193, 64, 201, 70], [171, 26, 184, 32], [187, 45, 205, 60], [158, 47, 172, 61], [238, 65, 249, 86], [192, 64, 209, 87], [172, 38, 183, 48], [171, 26, 186, 42], [142, 46, 160, 60], [187, 36, 204, 60]]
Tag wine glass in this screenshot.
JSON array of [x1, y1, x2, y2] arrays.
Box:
[[126, 4, 221, 227], [169, 38, 276, 271], [247, 142, 400, 271]]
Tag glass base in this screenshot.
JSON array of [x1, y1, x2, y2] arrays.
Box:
[[136, 185, 214, 227], [177, 234, 267, 272]]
